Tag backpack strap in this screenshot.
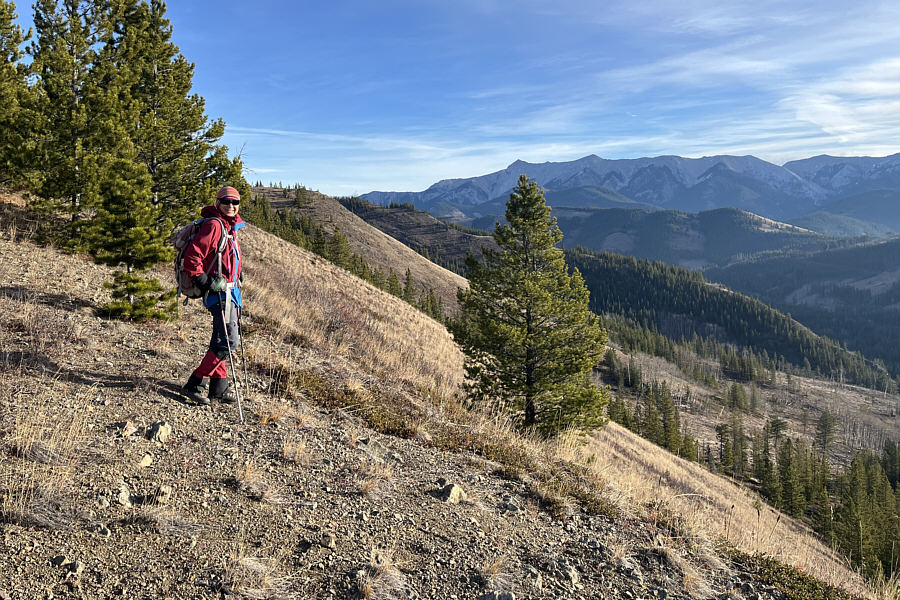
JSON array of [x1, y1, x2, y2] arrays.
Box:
[[203, 217, 230, 278]]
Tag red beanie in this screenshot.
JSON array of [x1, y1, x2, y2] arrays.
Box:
[[216, 186, 240, 201]]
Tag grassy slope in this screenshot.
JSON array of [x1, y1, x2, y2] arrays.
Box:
[[336, 197, 497, 272], [0, 195, 878, 598], [253, 187, 468, 311]]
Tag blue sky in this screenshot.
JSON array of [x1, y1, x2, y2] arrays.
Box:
[[16, 1, 900, 195]]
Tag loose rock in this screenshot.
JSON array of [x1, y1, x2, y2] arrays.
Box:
[[147, 422, 172, 444], [439, 483, 469, 504]]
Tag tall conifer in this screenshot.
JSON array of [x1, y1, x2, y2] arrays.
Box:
[[28, 0, 112, 243], [453, 175, 608, 434], [107, 0, 247, 227], [0, 1, 28, 185]]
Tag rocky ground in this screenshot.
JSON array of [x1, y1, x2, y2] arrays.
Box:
[[0, 199, 860, 600]]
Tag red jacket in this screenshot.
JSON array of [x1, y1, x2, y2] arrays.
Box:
[[182, 205, 245, 307]]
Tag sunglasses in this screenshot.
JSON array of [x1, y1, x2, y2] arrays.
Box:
[[218, 198, 240, 206]]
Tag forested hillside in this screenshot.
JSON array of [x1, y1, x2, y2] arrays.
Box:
[[553, 206, 829, 268], [565, 248, 896, 390], [706, 238, 900, 374], [336, 196, 495, 275]]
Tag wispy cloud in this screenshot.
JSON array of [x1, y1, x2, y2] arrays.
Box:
[[204, 0, 900, 194]]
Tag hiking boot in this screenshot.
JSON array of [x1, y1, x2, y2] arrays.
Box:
[[209, 377, 236, 403], [182, 374, 209, 405]]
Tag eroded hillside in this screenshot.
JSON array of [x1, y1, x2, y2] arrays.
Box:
[[0, 197, 877, 599]]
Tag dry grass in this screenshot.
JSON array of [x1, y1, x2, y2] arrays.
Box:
[[356, 459, 395, 500], [0, 390, 87, 530], [356, 547, 407, 600], [256, 401, 295, 427], [583, 421, 872, 597], [241, 225, 464, 400], [129, 506, 207, 538], [479, 555, 514, 593], [255, 187, 467, 310], [223, 544, 295, 600], [281, 437, 310, 466], [235, 462, 288, 505]]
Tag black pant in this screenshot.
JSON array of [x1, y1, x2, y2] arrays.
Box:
[[209, 302, 239, 359]]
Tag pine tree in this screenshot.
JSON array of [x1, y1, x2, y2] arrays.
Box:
[[680, 431, 697, 462], [815, 410, 837, 453], [106, 0, 247, 228], [86, 156, 174, 320], [386, 269, 401, 297], [402, 267, 416, 304], [882, 440, 899, 490], [778, 438, 804, 517], [327, 226, 352, 268], [28, 0, 111, 243], [716, 423, 734, 474], [452, 175, 608, 434], [0, 0, 28, 185], [642, 391, 664, 445]]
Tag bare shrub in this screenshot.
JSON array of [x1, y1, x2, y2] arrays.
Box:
[[222, 548, 294, 600], [129, 506, 207, 538], [235, 462, 288, 505], [356, 547, 407, 600]]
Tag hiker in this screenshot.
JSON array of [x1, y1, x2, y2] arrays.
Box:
[[181, 186, 246, 405]]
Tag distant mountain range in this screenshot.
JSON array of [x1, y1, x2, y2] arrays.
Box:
[[363, 153, 900, 235]]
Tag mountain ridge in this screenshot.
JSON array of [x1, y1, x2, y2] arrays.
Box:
[[363, 153, 900, 225]]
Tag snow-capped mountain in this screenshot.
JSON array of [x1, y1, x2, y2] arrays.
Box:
[[363, 154, 900, 223], [783, 153, 900, 195]]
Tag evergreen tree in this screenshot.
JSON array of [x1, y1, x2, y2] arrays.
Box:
[[882, 440, 899, 490], [452, 175, 608, 434], [769, 417, 788, 451], [728, 382, 748, 411], [659, 386, 681, 454], [815, 410, 837, 453], [0, 0, 28, 186], [386, 269, 401, 297], [402, 267, 416, 304], [327, 226, 352, 268], [87, 156, 174, 319], [731, 411, 747, 478], [778, 438, 804, 517], [106, 0, 246, 228], [715, 423, 734, 474], [28, 0, 111, 243], [642, 391, 664, 445], [680, 431, 697, 462]]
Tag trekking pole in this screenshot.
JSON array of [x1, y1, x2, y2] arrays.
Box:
[[219, 293, 244, 424], [237, 308, 250, 397]]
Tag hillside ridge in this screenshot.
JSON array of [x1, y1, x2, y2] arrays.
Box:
[[0, 196, 876, 599]]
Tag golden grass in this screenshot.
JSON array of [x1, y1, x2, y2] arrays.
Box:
[[479, 554, 513, 592], [356, 459, 395, 500], [281, 437, 310, 466], [582, 421, 872, 598], [255, 187, 467, 311], [222, 543, 294, 599], [0, 387, 87, 530], [240, 224, 464, 399], [234, 462, 288, 505], [356, 546, 407, 600]]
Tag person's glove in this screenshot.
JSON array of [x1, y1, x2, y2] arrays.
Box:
[[193, 274, 226, 293]]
